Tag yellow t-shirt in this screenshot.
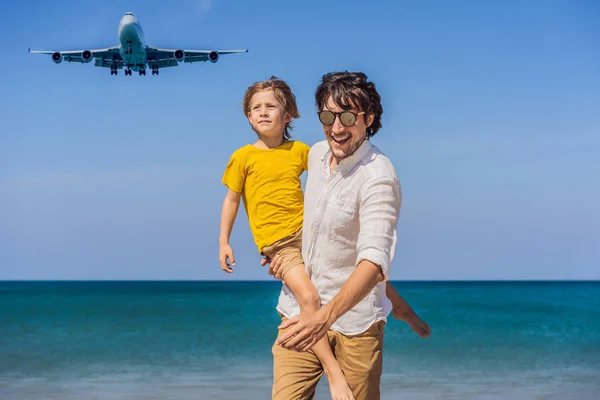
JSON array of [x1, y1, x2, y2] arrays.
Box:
[[222, 140, 310, 253]]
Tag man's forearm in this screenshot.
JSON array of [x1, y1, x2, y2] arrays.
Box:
[[320, 259, 385, 326]]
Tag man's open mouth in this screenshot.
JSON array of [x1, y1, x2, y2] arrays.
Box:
[[332, 135, 350, 145]]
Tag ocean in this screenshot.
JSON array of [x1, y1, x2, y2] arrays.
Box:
[[1, 281, 599, 399]]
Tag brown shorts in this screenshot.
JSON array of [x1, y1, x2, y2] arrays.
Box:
[[261, 229, 303, 279], [272, 314, 385, 400]]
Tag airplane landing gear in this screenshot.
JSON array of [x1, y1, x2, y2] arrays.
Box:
[[151, 66, 159, 75], [125, 68, 132, 76], [110, 65, 118, 75], [139, 68, 146, 76]]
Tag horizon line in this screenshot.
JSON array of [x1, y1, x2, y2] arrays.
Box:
[[1, 279, 599, 283]]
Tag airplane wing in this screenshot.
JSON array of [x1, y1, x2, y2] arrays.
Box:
[[28, 47, 124, 69], [28, 46, 248, 70], [145, 47, 248, 69]]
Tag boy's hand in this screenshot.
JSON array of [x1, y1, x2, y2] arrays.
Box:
[[219, 244, 236, 273]]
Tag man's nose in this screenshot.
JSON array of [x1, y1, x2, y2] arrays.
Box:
[[332, 115, 347, 132]]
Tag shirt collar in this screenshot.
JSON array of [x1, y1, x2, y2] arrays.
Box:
[[321, 139, 373, 175]]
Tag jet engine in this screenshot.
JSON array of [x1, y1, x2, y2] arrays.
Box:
[[52, 52, 62, 64], [209, 51, 219, 63], [174, 49, 185, 62], [81, 50, 93, 63]]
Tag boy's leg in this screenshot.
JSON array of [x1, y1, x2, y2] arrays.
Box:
[[272, 315, 324, 400], [282, 264, 355, 400], [263, 231, 355, 400], [332, 320, 385, 400], [385, 282, 431, 338]]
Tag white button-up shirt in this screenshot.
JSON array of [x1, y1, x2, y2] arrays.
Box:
[[276, 139, 402, 335]]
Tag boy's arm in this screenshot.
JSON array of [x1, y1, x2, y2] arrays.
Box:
[[219, 189, 241, 273]]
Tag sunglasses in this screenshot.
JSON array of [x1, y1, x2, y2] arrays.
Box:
[[318, 110, 365, 127]]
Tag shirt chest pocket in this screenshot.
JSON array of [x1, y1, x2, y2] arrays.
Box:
[[324, 191, 358, 241]]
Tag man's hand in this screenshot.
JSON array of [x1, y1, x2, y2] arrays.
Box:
[[260, 254, 285, 280], [219, 243, 236, 273], [275, 308, 332, 352]]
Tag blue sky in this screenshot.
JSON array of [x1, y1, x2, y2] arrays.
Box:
[[1, 0, 598, 280]]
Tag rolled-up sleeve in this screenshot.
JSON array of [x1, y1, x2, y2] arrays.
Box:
[[355, 177, 402, 280]]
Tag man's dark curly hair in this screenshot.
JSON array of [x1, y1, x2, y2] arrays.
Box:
[[315, 72, 383, 137]]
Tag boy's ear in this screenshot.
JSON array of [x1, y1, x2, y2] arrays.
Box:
[[284, 113, 292, 123], [365, 113, 375, 128]]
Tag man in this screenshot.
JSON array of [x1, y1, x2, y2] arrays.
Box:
[[266, 71, 405, 400]]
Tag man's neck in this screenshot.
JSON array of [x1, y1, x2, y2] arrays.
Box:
[[329, 157, 339, 173], [329, 137, 370, 173]]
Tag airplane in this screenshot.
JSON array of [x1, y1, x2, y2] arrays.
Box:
[[28, 12, 248, 76]]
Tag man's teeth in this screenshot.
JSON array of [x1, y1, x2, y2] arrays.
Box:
[[332, 135, 350, 143]]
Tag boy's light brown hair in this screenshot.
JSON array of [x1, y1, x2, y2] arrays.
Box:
[[243, 76, 300, 140]]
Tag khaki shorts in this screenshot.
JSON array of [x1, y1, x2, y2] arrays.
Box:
[[261, 229, 304, 279], [272, 314, 385, 400]]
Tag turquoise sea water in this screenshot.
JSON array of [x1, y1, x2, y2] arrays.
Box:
[[1, 281, 599, 399]]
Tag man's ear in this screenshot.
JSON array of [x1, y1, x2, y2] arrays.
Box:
[[365, 113, 375, 128]]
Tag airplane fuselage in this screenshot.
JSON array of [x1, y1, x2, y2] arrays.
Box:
[[118, 13, 146, 71]]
